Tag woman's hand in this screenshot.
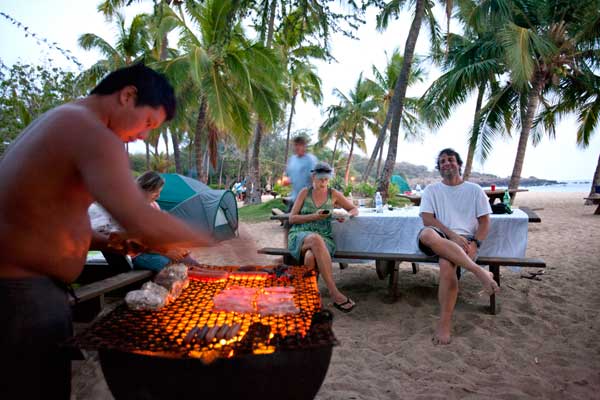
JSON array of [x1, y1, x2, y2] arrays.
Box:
[[315, 209, 330, 220], [348, 207, 359, 218]]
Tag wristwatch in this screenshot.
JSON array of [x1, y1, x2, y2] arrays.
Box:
[[473, 239, 482, 248]]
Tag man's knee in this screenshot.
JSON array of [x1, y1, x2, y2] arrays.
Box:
[[419, 228, 440, 246]]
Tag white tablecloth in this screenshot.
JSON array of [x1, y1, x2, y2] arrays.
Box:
[[332, 206, 528, 258]]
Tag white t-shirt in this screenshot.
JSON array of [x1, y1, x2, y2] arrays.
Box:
[[419, 181, 492, 236]]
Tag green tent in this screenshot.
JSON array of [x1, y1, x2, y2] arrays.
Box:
[[157, 174, 238, 241], [391, 175, 411, 193]]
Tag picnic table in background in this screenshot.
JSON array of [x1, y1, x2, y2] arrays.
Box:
[[397, 188, 529, 207]]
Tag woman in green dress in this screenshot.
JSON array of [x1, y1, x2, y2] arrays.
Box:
[[288, 161, 359, 312]]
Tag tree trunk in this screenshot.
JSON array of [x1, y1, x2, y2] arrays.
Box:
[[203, 148, 210, 183], [362, 109, 391, 181], [195, 97, 207, 182], [266, 0, 276, 48], [509, 70, 545, 196], [463, 84, 486, 181], [376, 137, 385, 177], [344, 129, 357, 184], [586, 151, 600, 203], [330, 135, 339, 166], [245, 122, 263, 204], [171, 130, 182, 174], [219, 156, 225, 188], [145, 141, 150, 171], [163, 131, 170, 162], [377, 0, 426, 201], [283, 91, 297, 175]]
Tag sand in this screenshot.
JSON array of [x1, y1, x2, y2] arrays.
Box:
[[72, 191, 600, 399]]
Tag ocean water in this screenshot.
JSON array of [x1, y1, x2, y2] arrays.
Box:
[[524, 181, 593, 193]]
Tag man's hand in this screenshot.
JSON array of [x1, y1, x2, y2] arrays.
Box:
[[448, 232, 470, 253], [466, 240, 478, 260], [164, 248, 190, 261], [107, 232, 144, 255]]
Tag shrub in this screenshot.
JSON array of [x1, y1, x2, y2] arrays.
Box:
[[273, 183, 290, 197], [354, 182, 376, 198]]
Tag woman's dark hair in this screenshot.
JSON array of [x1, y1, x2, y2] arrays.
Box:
[[90, 63, 176, 121], [435, 148, 463, 175], [136, 171, 165, 193]]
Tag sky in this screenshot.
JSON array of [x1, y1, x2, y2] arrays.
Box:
[[1, 0, 598, 181]]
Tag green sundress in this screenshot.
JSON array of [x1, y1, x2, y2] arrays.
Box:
[[287, 188, 336, 263]]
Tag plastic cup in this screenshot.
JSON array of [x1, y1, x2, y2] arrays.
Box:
[[491, 184, 496, 191]]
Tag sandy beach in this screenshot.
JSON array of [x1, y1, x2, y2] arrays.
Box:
[[72, 191, 600, 399]]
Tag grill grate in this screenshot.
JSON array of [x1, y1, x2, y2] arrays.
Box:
[[69, 265, 337, 361]]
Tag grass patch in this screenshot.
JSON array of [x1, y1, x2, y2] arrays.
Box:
[[238, 198, 287, 223]]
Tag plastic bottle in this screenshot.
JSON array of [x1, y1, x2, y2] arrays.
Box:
[[503, 190, 512, 212], [375, 192, 383, 213], [348, 192, 354, 206]]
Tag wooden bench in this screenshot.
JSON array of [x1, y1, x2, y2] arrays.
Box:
[[71, 259, 154, 321], [584, 197, 600, 215], [257, 247, 546, 314]]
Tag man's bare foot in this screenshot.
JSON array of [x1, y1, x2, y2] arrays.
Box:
[[432, 322, 452, 345], [476, 270, 500, 296]]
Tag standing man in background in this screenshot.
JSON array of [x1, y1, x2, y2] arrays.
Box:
[[285, 135, 317, 211]]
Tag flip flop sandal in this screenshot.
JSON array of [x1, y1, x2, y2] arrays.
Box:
[[333, 297, 355, 313]]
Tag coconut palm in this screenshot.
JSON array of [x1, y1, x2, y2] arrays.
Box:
[[317, 104, 352, 167], [322, 74, 377, 184], [276, 12, 325, 172], [474, 0, 600, 191], [361, 48, 425, 181], [371, 0, 446, 199], [78, 12, 151, 86], [162, 0, 284, 184]]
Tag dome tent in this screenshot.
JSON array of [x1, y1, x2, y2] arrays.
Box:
[[156, 174, 238, 241], [391, 175, 411, 193]]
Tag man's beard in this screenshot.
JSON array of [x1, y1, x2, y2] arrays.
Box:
[[441, 168, 459, 180]]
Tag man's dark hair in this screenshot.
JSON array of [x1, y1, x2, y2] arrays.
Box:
[[90, 63, 176, 121], [435, 148, 463, 175], [136, 171, 165, 193], [292, 135, 307, 145]]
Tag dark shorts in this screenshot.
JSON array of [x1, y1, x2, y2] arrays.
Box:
[[0, 276, 73, 399], [417, 226, 448, 256]]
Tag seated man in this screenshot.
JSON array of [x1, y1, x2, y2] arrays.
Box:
[[417, 148, 500, 345]]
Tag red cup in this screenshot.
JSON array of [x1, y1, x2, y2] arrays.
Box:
[[491, 184, 496, 191]]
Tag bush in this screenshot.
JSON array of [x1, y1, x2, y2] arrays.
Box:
[[273, 183, 290, 197], [387, 183, 402, 206], [354, 182, 376, 198]]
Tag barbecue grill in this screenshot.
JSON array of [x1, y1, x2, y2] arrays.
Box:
[[69, 265, 337, 400]]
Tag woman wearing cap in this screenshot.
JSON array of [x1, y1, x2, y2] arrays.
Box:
[[288, 161, 359, 312]]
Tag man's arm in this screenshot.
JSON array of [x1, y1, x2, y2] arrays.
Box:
[[473, 214, 490, 242], [70, 115, 215, 252]]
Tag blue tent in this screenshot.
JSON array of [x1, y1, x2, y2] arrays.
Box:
[[157, 174, 238, 240], [391, 175, 411, 192]]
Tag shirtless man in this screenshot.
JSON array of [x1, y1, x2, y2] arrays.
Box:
[[0, 63, 215, 399], [417, 148, 500, 345]]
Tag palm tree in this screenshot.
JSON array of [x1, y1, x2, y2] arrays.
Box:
[[276, 12, 325, 173], [362, 48, 425, 181], [372, 0, 442, 199], [475, 0, 600, 192], [323, 74, 376, 184], [162, 0, 283, 185], [78, 12, 150, 85], [317, 104, 351, 168]]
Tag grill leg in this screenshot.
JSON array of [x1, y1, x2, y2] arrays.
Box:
[[489, 265, 500, 315]]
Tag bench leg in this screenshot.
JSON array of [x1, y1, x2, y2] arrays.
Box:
[[489, 265, 500, 315], [595, 203, 600, 215], [384, 261, 399, 303], [411, 263, 419, 274]]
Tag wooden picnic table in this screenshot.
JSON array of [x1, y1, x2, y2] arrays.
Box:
[[398, 188, 529, 207], [584, 197, 600, 215]]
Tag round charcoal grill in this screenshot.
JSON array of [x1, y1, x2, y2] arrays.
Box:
[[69, 266, 337, 400]]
